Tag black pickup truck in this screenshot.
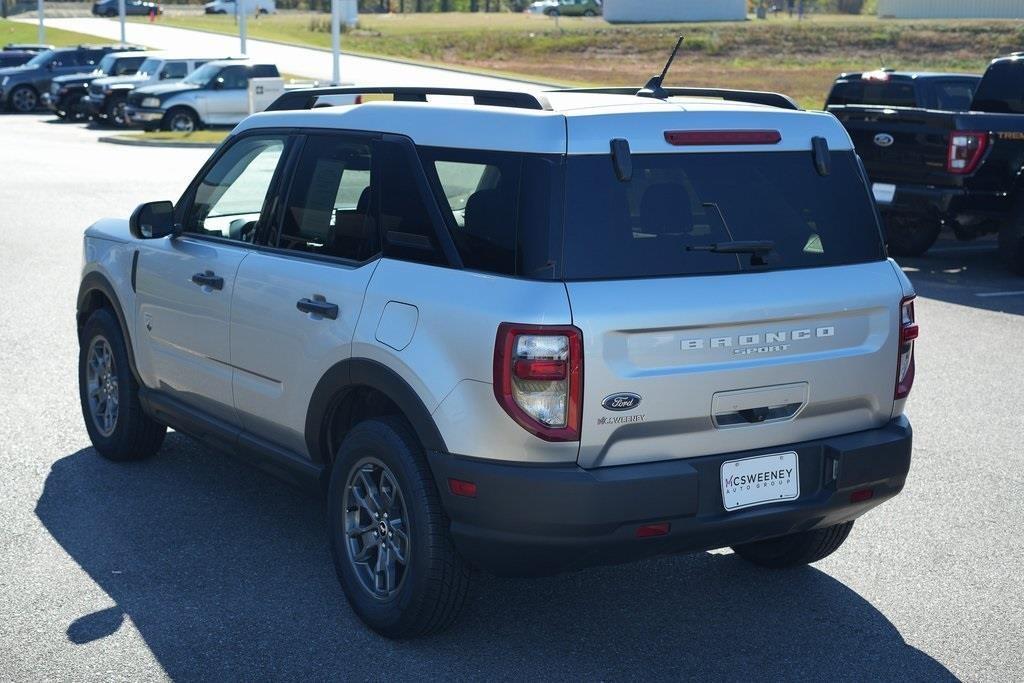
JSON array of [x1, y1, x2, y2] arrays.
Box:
[[828, 55, 1024, 274]]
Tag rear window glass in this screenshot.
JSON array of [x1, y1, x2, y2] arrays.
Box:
[[561, 151, 885, 280], [827, 79, 917, 108], [973, 61, 1024, 113]]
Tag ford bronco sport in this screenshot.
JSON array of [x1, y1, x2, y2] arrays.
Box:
[[77, 80, 916, 638]]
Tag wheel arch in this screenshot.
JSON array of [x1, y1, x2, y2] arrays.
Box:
[[77, 271, 142, 384], [305, 358, 447, 468]]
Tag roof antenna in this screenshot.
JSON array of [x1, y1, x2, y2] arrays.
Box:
[[637, 36, 684, 100]]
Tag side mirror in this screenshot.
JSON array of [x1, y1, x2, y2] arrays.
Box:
[[210, 77, 224, 90], [129, 200, 176, 239]]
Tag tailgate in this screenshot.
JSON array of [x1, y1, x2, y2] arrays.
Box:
[[570, 261, 901, 468], [832, 106, 956, 187]]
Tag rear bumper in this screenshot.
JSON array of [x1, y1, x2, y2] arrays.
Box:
[[878, 183, 1008, 223], [428, 416, 912, 576]]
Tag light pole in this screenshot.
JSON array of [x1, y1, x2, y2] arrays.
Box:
[[239, 0, 247, 55], [331, 0, 341, 85], [37, 0, 44, 44], [118, 0, 126, 43]]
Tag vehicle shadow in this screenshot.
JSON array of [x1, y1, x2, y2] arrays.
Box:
[[897, 237, 1024, 316], [37, 435, 955, 680]]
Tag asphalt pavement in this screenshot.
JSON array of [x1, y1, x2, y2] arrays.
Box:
[[1, 113, 1022, 681]]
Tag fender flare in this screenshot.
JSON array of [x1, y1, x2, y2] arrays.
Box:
[[77, 271, 142, 384], [304, 358, 447, 465]]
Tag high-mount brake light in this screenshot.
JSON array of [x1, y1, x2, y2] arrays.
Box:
[[665, 130, 782, 146], [947, 131, 988, 174], [494, 323, 582, 442], [861, 70, 891, 82], [895, 296, 918, 400]]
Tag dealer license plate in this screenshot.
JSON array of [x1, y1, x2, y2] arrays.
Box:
[[721, 452, 799, 512]]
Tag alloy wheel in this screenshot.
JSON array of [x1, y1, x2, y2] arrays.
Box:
[[11, 88, 37, 113], [85, 336, 118, 437], [342, 457, 410, 600], [170, 113, 195, 132]]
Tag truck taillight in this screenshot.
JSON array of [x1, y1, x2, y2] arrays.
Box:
[[947, 131, 988, 174], [494, 323, 582, 442], [895, 296, 918, 400]]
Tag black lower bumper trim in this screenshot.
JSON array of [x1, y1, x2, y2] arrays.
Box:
[[428, 417, 912, 576]]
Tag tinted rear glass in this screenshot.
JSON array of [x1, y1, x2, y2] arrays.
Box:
[[561, 151, 885, 280], [827, 79, 917, 107], [972, 61, 1024, 113]]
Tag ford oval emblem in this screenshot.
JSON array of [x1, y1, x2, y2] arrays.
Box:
[[874, 133, 895, 148], [602, 393, 642, 412]]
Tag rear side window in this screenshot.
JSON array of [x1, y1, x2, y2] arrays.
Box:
[[420, 147, 561, 277], [928, 80, 977, 111], [561, 151, 885, 280], [251, 64, 279, 78], [376, 140, 446, 266]]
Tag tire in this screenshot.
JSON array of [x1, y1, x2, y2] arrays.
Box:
[[104, 96, 127, 127], [78, 309, 166, 462], [546, 8, 559, 16], [583, 9, 595, 16], [162, 106, 198, 133], [998, 209, 1024, 276], [327, 417, 470, 638], [8, 85, 38, 113], [731, 521, 855, 569], [883, 214, 941, 257], [67, 94, 89, 122]]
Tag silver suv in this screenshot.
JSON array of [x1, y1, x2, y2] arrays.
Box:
[[76, 84, 917, 638]]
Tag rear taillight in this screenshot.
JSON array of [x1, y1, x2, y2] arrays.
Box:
[[895, 296, 918, 400], [494, 323, 582, 442], [947, 131, 988, 174]]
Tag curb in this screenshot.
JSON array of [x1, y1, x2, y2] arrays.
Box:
[[98, 135, 222, 148]]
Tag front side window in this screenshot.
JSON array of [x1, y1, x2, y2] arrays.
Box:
[[160, 61, 188, 80], [185, 135, 286, 241], [50, 51, 80, 68], [276, 136, 379, 262], [216, 65, 249, 90]]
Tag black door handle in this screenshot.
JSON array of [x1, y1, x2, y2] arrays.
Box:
[[297, 295, 339, 320], [191, 270, 224, 290]]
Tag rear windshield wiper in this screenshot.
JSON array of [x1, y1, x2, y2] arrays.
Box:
[[686, 240, 776, 254]]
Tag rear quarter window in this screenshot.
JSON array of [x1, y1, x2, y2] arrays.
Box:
[[561, 150, 886, 280]]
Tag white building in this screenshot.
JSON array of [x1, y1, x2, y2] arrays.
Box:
[[603, 0, 747, 24], [877, 0, 1024, 19]]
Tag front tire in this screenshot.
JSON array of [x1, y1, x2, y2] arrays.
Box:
[[104, 96, 127, 127], [731, 521, 854, 569], [8, 85, 38, 113], [162, 106, 198, 132], [327, 417, 470, 638], [78, 309, 166, 461], [883, 215, 941, 257]]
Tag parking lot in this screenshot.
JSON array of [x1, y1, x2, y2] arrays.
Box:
[[0, 111, 1021, 679]]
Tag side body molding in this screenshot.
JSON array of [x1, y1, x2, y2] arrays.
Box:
[[304, 357, 448, 465]]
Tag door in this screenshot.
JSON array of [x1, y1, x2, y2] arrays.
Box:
[[200, 64, 249, 125], [230, 133, 381, 455], [133, 133, 289, 424]]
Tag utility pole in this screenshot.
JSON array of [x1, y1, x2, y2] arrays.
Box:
[[239, 0, 247, 55], [118, 0, 126, 43], [331, 0, 341, 85], [37, 0, 44, 44]]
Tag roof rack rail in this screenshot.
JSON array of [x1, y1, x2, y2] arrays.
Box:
[[549, 87, 802, 111], [266, 86, 551, 113]]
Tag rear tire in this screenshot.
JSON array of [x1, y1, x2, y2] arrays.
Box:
[[78, 309, 166, 462], [884, 215, 941, 257], [998, 208, 1024, 276], [731, 521, 854, 568], [327, 417, 470, 638]]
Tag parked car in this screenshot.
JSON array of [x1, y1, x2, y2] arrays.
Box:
[[125, 60, 282, 131], [203, 0, 276, 14], [92, 0, 163, 17], [45, 51, 146, 120], [527, 0, 601, 16], [84, 52, 240, 126], [0, 51, 33, 69], [825, 69, 981, 111], [0, 45, 141, 113], [78, 81, 916, 638], [3, 43, 54, 54], [829, 54, 1024, 272]]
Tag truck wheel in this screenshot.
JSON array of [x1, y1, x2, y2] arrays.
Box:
[[78, 309, 166, 462], [8, 85, 38, 113], [162, 107, 198, 133], [583, 9, 595, 16], [731, 521, 854, 568], [998, 212, 1024, 276], [104, 96, 127, 126], [327, 417, 470, 638], [884, 215, 941, 257], [68, 94, 89, 122]]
